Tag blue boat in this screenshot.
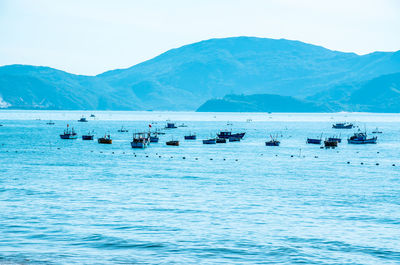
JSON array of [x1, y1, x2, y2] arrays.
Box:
[[184, 134, 196, 140], [266, 134, 280, 146], [118, 126, 128, 132], [60, 125, 77, 139], [265, 140, 280, 146], [82, 132, 94, 140], [332, 122, 353, 129], [347, 132, 377, 144], [150, 133, 159, 143], [203, 139, 216, 144], [307, 138, 322, 144], [217, 131, 245, 139], [131, 132, 150, 148], [78, 116, 88, 122], [165, 123, 177, 129]]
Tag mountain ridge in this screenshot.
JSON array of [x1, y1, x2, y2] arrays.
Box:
[[1, 36, 400, 111]]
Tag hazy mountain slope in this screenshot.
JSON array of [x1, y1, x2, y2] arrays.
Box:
[[99, 37, 400, 105], [0, 65, 139, 110], [197, 94, 329, 112], [347, 72, 400, 112], [1, 37, 400, 110]]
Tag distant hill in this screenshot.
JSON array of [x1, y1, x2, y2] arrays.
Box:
[[197, 94, 328, 112], [1, 36, 400, 111]]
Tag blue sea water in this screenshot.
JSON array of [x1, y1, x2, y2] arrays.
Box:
[[0, 110, 400, 265]]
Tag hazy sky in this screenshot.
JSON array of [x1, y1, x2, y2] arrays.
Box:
[[1, 0, 399, 75]]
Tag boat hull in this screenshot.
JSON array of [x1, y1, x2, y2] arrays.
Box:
[[332, 124, 353, 129], [82, 135, 94, 140], [98, 138, 112, 144], [216, 138, 226, 143], [166, 141, 179, 146], [203, 139, 216, 144], [60, 134, 77, 139], [184, 135, 196, 140], [307, 138, 321, 144], [347, 138, 377, 144], [265, 141, 280, 146], [150, 137, 159, 143], [131, 141, 148, 148], [324, 140, 338, 148], [217, 132, 245, 139]]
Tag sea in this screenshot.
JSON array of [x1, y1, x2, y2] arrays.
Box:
[[0, 110, 399, 265]]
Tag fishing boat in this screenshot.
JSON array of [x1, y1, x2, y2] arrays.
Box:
[[82, 132, 94, 140], [98, 134, 112, 144], [60, 125, 77, 139], [332, 122, 353, 129], [184, 134, 196, 140], [229, 137, 241, 142], [265, 140, 280, 146], [46, 120, 55, 125], [324, 139, 338, 148], [307, 138, 322, 144], [216, 138, 226, 143], [166, 140, 179, 146], [118, 126, 129, 132], [131, 132, 150, 148], [150, 133, 159, 143], [78, 116, 88, 122], [203, 138, 216, 144], [178, 123, 188, 127], [372, 127, 382, 134], [217, 131, 245, 139], [90, 114, 96, 118], [347, 132, 377, 144], [165, 122, 177, 129], [265, 134, 280, 146]]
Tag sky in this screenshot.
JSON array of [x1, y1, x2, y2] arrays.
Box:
[[0, 0, 399, 75]]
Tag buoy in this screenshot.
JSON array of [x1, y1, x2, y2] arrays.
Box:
[[223, 158, 226, 161], [145, 155, 148, 157], [291, 155, 293, 157], [183, 157, 186, 159], [159, 156, 161, 158], [361, 162, 363, 165], [235, 159, 238, 161], [210, 158, 213, 160], [195, 158, 198, 160], [377, 151, 380, 154], [314, 156, 318, 158], [376, 163, 379, 166], [392, 164, 395, 166], [112, 152, 114, 154], [347, 161, 350, 164]]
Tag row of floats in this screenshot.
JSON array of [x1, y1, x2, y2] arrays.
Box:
[[59, 122, 380, 149]]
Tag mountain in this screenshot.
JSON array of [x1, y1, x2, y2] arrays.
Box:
[[309, 72, 400, 112], [197, 94, 328, 112], [0, 65, 122, 110], [1, 36, 400, 110]]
